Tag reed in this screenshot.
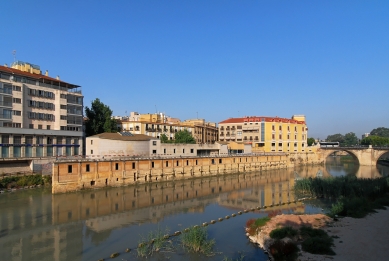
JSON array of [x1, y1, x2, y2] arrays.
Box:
[[180, 226, 215, 255]]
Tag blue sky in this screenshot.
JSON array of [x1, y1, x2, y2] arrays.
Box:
[[1, 0, 388, 139]]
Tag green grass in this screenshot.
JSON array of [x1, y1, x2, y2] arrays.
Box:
[[136, 226, 172, 257], [180, 226, 215, 255]]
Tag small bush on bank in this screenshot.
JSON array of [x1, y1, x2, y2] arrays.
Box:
[[269, 239, 299, 261], [246, 217, 270, 236], [299, 226, 334, 255], [301, 236, 335, 255], [0, 174, 51, 189], [270, 226, 298, 240]]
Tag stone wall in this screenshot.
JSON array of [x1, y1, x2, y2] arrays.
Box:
[[52, 152, 321, 194]]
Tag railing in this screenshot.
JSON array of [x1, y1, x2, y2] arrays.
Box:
[[0, 101, 12, 107], [0, 114, 12, 119], [0, 88, 12, 95]]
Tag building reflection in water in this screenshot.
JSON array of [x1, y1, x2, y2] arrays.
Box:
[[1, 166, 328, 261]]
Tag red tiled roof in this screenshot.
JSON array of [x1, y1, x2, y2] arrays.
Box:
[[0, 65, 80, 88], [219, 116, 305, 124]]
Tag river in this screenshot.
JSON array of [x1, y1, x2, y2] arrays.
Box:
[[1, 156, 388, 261]]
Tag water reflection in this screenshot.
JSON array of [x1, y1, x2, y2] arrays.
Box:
[[326, 155, 389, 178], [3, 163, 386, 261]]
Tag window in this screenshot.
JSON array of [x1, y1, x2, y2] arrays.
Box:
[[29, 124, 34, 129], [47, 125, 51, 130], [132, 162, 136, 169], [151, 162, 154, 168], [91, 140, 93, 145], [219, 159, 222, 163], [12, 85, 21, 91], [12, 123, 21, 128], [272, 134, 275, 139], [86, 164, 90, 172], [13, 110, 21, 116], [13, 98, 21, 103], [166, 161, 168, 167], [173, 149, 176, 153], [190, 149, 194, 153], [183, 149, 185, 153], [90, 150, 93, 154], [60, 104, 67, 109], [279, 143, 282, 147], [152, 150, 157, 154], [68, 165, 72, 173], [152, 141, 157, 145], [13, 136, 21, 144], [38, 125, 42, 129], [272, 125, 275, 131], [279, 125, 282, 131], [115, 163, 119, 170], [279, 134, 282, 139], [211, 159, 215, 164]]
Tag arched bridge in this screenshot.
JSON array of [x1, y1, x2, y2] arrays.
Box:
[[317, 146, 389, 166]]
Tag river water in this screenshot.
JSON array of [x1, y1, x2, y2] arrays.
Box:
[[1, 156, 388, 261]]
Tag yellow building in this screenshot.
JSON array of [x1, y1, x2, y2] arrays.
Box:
[[119, 112, 218, 144], [218, 115, 308, 152]]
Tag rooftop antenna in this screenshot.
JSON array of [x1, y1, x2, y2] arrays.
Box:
[[12, 50, 16, 63]]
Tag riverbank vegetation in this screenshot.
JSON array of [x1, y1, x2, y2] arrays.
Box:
[[294, 176, 389, 218], [245, 217, 270, 236], [136, 226, 216, 258], [0, 174, 52, 189]]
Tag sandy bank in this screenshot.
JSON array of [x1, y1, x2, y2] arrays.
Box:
[[248, 208, 389, 261]]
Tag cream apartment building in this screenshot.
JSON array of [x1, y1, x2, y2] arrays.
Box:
[[0, 61, 83, 159], [219, 115, 308, 152]]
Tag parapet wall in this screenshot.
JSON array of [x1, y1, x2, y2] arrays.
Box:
[[52, 152, 320, 194]]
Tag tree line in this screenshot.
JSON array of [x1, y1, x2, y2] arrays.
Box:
[[325, 127, 389, 147]]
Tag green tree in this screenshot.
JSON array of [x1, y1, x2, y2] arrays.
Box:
[[343, 132, 359, 146], [370, 127, 389, 138], [174, 130, 196, 144], [307, 137, 316, 146], [85, 98, 119, 136], [361, 135, 389, 146], [326, 134, 345, 146], [160, 134, 171, 143]]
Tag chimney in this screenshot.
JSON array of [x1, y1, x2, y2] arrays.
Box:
[[56, 75, 60, 80], [45, 70, 49, 76]]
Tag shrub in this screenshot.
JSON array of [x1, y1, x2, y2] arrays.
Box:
[[246, 217, 270, 236], [269, 239, 299, 261], [301, 236, 335, 255], [270, 226, 298, 240], [299, 227, 328, 238]]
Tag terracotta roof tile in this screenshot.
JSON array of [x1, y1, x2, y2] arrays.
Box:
[[219, 116, 305, 124]]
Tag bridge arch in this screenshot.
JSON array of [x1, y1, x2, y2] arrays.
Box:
[[317, 147, 389, 166], [320, 149, 360, 165]]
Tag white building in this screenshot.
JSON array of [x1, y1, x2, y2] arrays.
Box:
[[0, 61, 83, 160]]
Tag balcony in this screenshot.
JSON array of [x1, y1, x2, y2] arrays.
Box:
[[0, 114, 12, 120], [0, 101, 12, 107], [0, 88, 12, 95]]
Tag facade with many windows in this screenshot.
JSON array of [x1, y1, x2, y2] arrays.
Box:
[[0, 61, 83, 158], [118, 112, 218, 144], [218, 115, 308, 152]]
